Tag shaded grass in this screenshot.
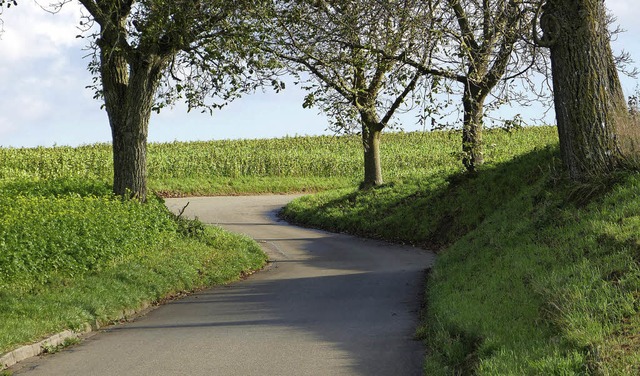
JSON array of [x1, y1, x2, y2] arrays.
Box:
[[281, 137, 557, 250], [152, 176, 357, 197], [281, 128, 640, 374], [420, 172, 640, 375]]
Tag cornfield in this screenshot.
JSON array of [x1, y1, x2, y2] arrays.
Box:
[[0, 127, 558, 182]]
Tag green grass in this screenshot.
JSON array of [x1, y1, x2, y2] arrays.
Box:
[[3, 126, 638, 374], [0, 225, 266, 354], [281, 128, 640, 374], [419, 172, 640, 375], [281, 127, 558, 249], [0, 178, 266, 355], [1, 130, 557, 196]]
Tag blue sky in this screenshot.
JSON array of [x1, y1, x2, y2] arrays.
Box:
[[0, 0, 638, 148]]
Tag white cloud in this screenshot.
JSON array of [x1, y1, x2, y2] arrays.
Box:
[[0, 1, 84, 62], [607, 0, 640, 26]]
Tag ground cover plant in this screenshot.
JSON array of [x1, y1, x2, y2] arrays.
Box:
[[281, 127, 640, 374], [0, 178, 266, 356], [4, 126, 637, 374]]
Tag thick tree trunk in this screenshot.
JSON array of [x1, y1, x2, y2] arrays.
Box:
[[462, 85, 486, 173], [360, 112, 384, 189], [542, 0, 629, 179], [101, 47, 165, 201]]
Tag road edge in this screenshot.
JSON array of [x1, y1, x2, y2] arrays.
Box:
[[0, 301, 157, 371]]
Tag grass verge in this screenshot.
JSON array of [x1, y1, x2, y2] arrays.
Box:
[[0, 179, 266, 356], [420, 171, 640, 374], [282, 131, 640, 373]]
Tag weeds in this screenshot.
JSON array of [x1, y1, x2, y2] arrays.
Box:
[[42, 337, 81, 355]]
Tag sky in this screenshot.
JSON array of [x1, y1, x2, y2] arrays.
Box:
[[0, 0, 638, 148]]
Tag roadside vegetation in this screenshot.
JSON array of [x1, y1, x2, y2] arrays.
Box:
[[280, 127, 640, 374], [0, 178, 266, 355], [2, 126, 639, 374]]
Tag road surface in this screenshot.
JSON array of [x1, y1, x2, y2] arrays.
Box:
[[12, 195, 435, 376]]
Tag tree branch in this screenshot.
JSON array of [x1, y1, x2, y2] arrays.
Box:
[[447, 0, 479, 52], [381, 68, 422, 125]]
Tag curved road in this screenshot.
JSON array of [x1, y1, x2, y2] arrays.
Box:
[[13, 195, 435, 376]]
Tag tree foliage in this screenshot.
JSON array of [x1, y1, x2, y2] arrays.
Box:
[[76, 0, 276, 113]]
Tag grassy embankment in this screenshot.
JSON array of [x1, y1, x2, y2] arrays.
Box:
[[3, 127, 639, 374], [280, 127, 640, 374], [0, 131, 466, 359], [0, 178, 266, 357]]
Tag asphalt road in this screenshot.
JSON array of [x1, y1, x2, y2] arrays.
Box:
[[12, 195, 436, 376]]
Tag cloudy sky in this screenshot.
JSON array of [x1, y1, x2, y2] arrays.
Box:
[[0, 1, 638, 148]]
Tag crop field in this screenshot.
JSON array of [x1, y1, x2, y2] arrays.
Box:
[[0, 127, 559, 195]]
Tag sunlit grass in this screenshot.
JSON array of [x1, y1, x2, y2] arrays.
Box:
[[281, 127, 640, 374], [0, 128, 559, 195], [0, 179, 266, 355]]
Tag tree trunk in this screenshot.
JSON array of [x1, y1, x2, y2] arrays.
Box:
[[360, 112, 384, 189], [462, 84, 486, 173], [542, 0, 629, 180], [101, 47, 165, 201]]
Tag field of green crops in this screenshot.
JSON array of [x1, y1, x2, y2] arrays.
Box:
[[0, 128, 559, 195]]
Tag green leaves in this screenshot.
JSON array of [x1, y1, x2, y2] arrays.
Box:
[[79, 0, 279, 115]]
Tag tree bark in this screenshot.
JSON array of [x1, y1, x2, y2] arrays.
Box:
[[542, 0, 629, 179], [360, 111, 384, 189], [100, 45, 166, 201], [462, 83, 487, 173]]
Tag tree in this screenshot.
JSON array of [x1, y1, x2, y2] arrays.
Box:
[[395, 0, 545, 172], [265, 0, 438, 188], [536, 0, 633, 179], [61, 0, 272, 201]]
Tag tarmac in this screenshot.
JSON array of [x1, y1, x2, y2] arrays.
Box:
[[6, 195, 435, 375]]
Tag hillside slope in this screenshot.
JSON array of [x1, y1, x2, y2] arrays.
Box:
[[282, 132, 640, 374]]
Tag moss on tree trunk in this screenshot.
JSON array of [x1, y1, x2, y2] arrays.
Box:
[[542, 0, 629, 179]]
